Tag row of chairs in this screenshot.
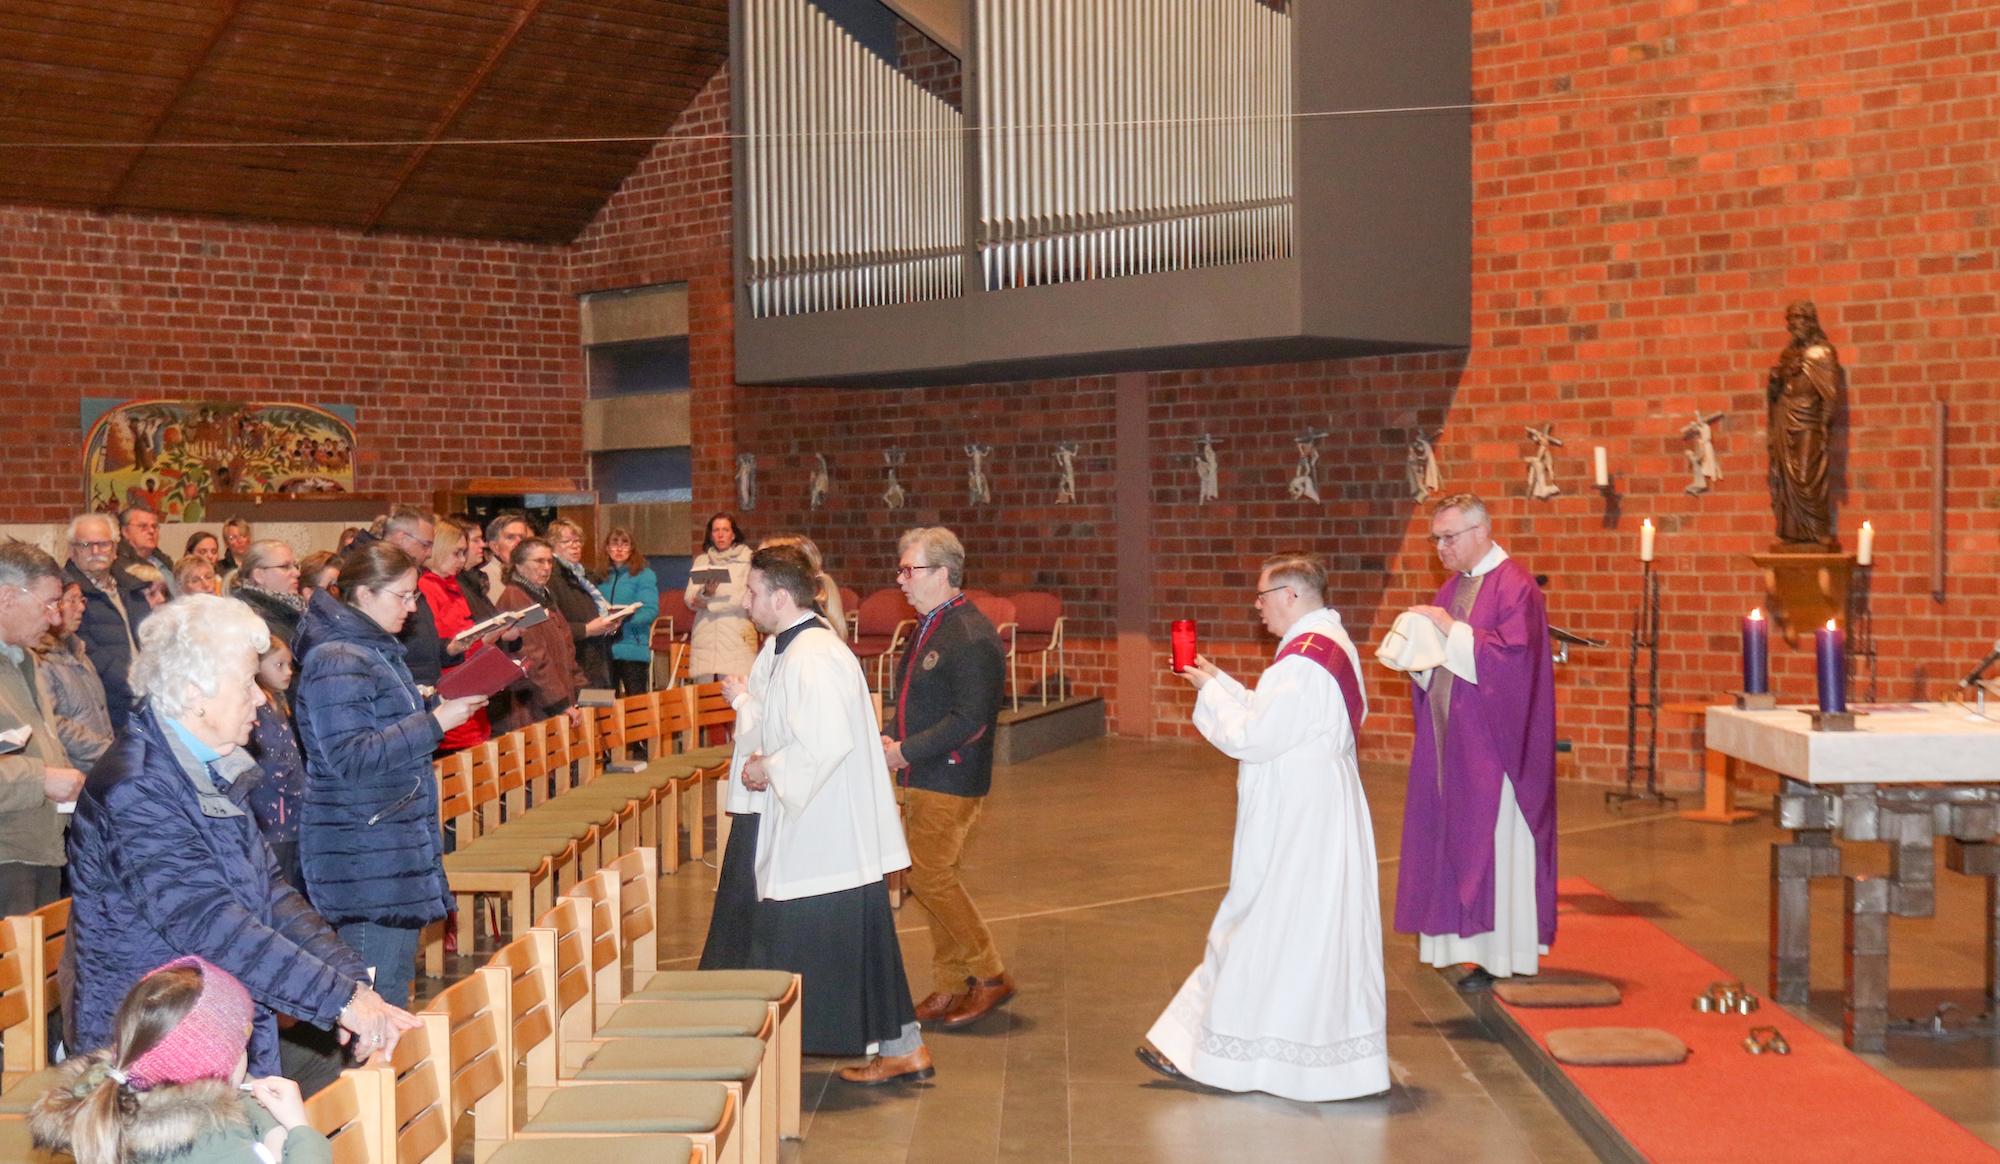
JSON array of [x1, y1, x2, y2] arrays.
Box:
[[431, 684, 740, 973], [0, 854, 804, 1164]]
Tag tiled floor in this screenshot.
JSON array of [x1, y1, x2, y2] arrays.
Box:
[[650, 736, 2000, 1162]]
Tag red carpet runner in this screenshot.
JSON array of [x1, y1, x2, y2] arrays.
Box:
[[1492, 878, 1998, 1163]]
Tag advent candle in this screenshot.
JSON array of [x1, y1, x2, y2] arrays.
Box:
[[1856, 521, 1875, 567], [1742, 608, 1769, 694], [1639, 519, 1656, 563], [1815, 618, 1847, 713], [1593, 447, 1610, 487]]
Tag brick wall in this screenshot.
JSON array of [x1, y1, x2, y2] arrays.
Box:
[[0, 207, 582, 519], [572, 1, 2000, 785]]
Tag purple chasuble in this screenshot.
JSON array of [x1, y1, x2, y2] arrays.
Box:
[[1272, 630, 1365, 738], [1393, 557, 1559, 946]]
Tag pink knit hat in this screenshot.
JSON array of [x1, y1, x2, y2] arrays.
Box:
[[123, 956, 255, 1091]]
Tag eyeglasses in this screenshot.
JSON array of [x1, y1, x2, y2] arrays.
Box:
[[896, 564, 944, 580], [383, 587, 421, 607], [1428, 523, 1485, 548], [70, 540, 114, 552], [1254, 585, 1292, 602], [7, 585, 61, 616]]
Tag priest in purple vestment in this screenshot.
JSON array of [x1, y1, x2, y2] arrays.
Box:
[[1394, 493, 1558, 990]]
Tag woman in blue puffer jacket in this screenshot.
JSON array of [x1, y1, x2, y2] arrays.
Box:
[[292, 542, 486, 1007]]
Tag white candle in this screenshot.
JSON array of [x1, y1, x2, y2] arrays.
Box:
[[1639, 518, 1656, 562], [1593, 446, 1609, 488], [1856, 520, 1875, 567]]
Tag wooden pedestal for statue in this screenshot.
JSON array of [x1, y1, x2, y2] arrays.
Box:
[[1749, 550, 1855, 645]]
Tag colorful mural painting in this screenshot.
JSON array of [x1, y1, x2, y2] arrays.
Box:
[[83, 399, 358, 521]]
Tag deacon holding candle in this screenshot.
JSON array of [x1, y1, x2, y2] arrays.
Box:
[[1816, 618, 1847, 713], [1742, 609, 1770, 695], [1396, 494, 1558, 991]]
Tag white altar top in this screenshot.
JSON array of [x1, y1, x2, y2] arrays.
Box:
[[1705, 702, 2000, 785]]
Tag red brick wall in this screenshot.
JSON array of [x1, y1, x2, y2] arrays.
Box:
[[573, 1, 2000, 785], [894, 19, 962, 109], [0, 207, 581, 518]]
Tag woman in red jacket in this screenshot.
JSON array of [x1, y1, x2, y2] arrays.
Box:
[[416, 519, 494, 753]]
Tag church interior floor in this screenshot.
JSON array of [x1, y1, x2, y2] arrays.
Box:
[[650, 736, 2000, 1162]]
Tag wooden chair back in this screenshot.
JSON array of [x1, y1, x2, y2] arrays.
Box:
[[0, 913, 44, 1085], [303, 1065, 389, 1164], [609, 848, 659, 979], [564, 870, 624, 1011], [657, 686, 693, 752], [489, 930, 562, 1092], [685, 682, 735, 748], [534, 898, 596, 1062], [380, 1012, 452, 1164], [424, 965, 513, 1148], [31, 898, 66, 1051]]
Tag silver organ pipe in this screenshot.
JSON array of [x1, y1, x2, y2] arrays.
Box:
[[976, 0, 1291, 292], [742, 0, 966, 319], [741, 0, 1291, 317]]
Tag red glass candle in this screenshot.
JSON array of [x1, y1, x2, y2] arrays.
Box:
[[1171, 619, 1198, 673]]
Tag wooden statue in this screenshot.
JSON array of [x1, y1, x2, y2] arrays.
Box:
[[1766, 301, 1844, 547]]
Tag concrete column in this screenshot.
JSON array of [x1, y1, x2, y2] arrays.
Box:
[[1112, 372, 1154, 736]]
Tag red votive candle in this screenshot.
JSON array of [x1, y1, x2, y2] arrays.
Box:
[[1171, 619, 1198, 674]]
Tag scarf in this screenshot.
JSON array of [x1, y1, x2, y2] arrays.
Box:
[[558, 557, 611, 615]]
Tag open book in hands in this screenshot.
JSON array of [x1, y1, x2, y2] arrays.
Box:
[[602, 602, 644, 622], [448, 604, 550, 652]]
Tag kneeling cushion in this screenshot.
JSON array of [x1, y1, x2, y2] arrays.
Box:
[[1545, 1027, 1688, 1067]]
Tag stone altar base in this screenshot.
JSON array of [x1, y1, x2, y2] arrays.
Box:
[[995, 696, 1105, 765]]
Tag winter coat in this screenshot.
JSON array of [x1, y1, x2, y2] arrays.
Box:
[[496, 581, 587, 731], [684, 544, 756, 677], [602, 565, 661, 663], [32, 633, 113, 769], [68, 703, 368, 1075], [886, 595, 1006, 798], [549, 560, 613, 688], [417, 569, 493, 751], [29, 1058, 333, 1164], [231, 584, 305, 649], [245, 700, 306, 846], [292, 589, 450, 929], [64, 561, 146, 731]]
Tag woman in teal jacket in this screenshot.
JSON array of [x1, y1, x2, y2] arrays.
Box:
[[600, 527, 660, 696]]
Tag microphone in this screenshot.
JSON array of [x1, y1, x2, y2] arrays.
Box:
[[1962, 640, 2000, 689]]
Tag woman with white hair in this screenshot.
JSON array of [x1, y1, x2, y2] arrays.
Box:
[[67, 593, 421, 1080]]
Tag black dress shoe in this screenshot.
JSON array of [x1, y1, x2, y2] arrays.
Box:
[[1454, 967, 1498, 993], [1134, 1045, 1185, 1080]]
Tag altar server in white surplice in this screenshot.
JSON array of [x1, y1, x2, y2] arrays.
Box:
[[1140, 552, 1390, 1102]]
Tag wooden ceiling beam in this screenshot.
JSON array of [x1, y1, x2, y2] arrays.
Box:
[[359, 0, 549, 234], [98, 0, 244, 211]]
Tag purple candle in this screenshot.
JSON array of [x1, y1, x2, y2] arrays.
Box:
[[1815, 619, 1847, 713], [1742, 609, 1770, 694]]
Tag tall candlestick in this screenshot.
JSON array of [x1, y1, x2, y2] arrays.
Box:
[[1639, 518, 1656, 562], [1815, 619, 1847, 713], [1593, 447, 1609, 488], [1856, 520, 1875, 567], [1742, 608, 1769, 694]]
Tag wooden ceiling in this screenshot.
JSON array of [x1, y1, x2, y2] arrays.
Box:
[[0, 0, 729, 243]]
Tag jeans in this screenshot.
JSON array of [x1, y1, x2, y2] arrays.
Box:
[[334, 921, 422, 1008]]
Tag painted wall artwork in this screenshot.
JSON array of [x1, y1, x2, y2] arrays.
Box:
[[83, 399, 358, 521]]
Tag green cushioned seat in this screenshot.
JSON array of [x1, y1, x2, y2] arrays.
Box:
[[632, 970, 794, 1001], [488, 816, 597, 840], [444, 848, 561, 873], [0, 1116, 65, 1163], [490, 1134, 693, 1164], [0, 1066, 64, 1114], [675, 746, 732, 769], [574, 1036, 765, 1083], [524, 1080, 728, 1134], [600, 1000, 770, 1039]]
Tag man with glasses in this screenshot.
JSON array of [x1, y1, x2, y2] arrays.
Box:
[[1139, 552, 1387, 1100], [481, 511, 534, 606], [1394, 493, 1558, 992], [377, 506, 445, 687], [115, 504, 177, 596], [0, 542, 89, 915], [878, 527, 1013, 1035], [64, 513, 148, 730]]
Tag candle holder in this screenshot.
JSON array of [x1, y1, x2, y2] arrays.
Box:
[[1597, 479, 1623, 529], [1733, 691, 1777, 711], [1807, 710, 1857, 732], [1844, 563, 1878, 704], [1609, 560, 1676, 810]]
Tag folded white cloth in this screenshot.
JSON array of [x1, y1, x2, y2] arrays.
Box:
[[1376, 611, 1450, 683]]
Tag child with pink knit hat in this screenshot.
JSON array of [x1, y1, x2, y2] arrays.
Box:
[[28, 956, 328, 1163]]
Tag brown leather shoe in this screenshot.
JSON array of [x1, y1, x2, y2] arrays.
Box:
[[837, 1045, 935, 1086], [914, 979, 970, 1023], [937, 973, 1015, 1029]]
